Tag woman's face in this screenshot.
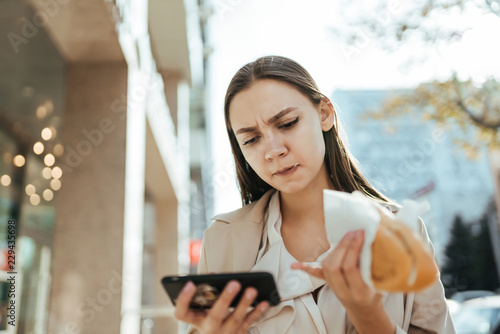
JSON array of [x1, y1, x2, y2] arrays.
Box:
[[229, 79, 334, 194]]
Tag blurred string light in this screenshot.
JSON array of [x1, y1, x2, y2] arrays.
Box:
[[0, 175, 11, 186], [44, 154, 55, 167], [36, 100, 54, 119], [13, 122, 22, 133], [30, 194, 40, 206], [3, 152, 12, 164], [54, 143, 64, 156], [13, 155, 25, 167], [25, 184, 36, 196], [43, 189, 54, 201], [44, 100, 54, 114], [51, 166, 62, 179], [49, 126, 57, 138], [36, 105, 48, 119], [41, 128, 52, 141], [21, 86, 34, 97], [51, 179, 61, 191], [7, 105, 59, 206], [42, 167, 52, 179], [33, 141, 44, 155]]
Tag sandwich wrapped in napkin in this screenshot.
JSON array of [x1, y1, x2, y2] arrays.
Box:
[[319, 189, 438, 292]]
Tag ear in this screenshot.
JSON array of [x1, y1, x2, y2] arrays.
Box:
[[319, 97, 335, 132]]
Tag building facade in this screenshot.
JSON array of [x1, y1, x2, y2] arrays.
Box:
[[0, 0, 212, 333]]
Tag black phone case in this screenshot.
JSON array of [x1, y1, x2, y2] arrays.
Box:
[[161, 272, 281, 309]]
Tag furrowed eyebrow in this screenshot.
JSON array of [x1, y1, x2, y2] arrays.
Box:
[[235, 107, 297, 135]]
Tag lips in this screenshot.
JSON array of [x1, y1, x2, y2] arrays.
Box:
[[274, 163, 299, 175]]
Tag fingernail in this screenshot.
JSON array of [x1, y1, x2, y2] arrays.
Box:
[[345, 231, 355, 240], [245, 288, 257, 300], [182, 281, 194, 293], [227, 281, 239, 293], [260, 302, 269, 311], [354, 229, 363, 239]]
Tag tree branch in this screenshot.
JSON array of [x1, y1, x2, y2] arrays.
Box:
[[454, 99, 500, 129], [451, 76, 500, 129]]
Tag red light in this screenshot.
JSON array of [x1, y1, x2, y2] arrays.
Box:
[[0, 249, 9, 271], [190, 239, 203, 266]]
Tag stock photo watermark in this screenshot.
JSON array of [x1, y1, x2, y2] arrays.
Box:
[[5, 219, 17, 327], [376, 126, 447, 194], [214, 0, 245, 19], [58, 71, 162, 175], [339, 0, 405, 63], [53, 269, 134, 334], [7, 0, 71, 54]]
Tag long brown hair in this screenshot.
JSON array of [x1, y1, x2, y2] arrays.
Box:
[[224, 55, 394, 206]]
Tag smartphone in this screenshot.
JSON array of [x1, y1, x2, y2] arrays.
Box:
[[161, 271, 281, 310]]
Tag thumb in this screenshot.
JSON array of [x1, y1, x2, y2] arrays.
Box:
[[291, 262, 326, 280]]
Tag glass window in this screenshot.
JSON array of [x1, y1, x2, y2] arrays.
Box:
[[1, 1, 65, 332]]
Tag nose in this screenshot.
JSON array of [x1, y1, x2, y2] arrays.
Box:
[[264, 135, 287, 161]]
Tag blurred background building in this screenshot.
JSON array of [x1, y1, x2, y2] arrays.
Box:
[[333, 89, 496, 266], [0, 0, 214, 333]]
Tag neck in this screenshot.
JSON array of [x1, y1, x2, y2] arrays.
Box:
[[279, 166, 335, 227]]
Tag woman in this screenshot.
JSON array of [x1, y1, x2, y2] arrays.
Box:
[[175, 55, 456, 334]]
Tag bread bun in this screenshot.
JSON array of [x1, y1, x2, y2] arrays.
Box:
[[371, 207, 438, 292]]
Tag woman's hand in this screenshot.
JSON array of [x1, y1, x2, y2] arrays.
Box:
[[292, 230, 381, 309], [291, 229, 396, 334], [174, 280, 269, 334]]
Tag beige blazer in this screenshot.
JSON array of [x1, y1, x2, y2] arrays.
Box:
[[188, 190, 456, 334]]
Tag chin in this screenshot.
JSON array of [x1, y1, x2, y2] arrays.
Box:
[[274, 182, 308, 195]]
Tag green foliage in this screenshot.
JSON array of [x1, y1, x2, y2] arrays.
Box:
[[367, 77, 500, 158], [334, 0, 500, 157], [335, 0, 498, 52], [473, 214, 500, 291], [442, 212, 500, 297], [442, 216, 475, 292]]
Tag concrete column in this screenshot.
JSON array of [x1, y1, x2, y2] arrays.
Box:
[[161, 72, 181, 133], [154, 198, 179, 279], [120, 68, 147, 334], [153, 197, 179, 332], [48, 63, 128, 334]]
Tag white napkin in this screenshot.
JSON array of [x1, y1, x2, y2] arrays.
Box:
[[305, 189, 430, 289]]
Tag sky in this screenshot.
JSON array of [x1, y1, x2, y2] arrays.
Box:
[[206, 0, 500, 214]]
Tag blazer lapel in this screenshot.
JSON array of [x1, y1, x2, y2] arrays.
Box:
[[210, 190, 276, 272], [231, 221, 264, 271]]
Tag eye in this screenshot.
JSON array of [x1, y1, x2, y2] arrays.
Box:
[[279, 117, 299, 129], [243, 136, 259, 146]]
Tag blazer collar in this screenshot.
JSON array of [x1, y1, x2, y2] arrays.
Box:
[[209, 189, 277, 272], [211, 189, 277, 225]]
